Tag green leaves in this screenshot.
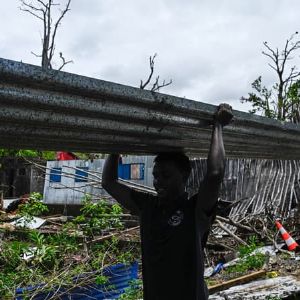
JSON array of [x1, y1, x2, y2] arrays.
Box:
[[118, 279, 143, 299], [95, 275, 109, 285], [0, 149, 56, 159], [241, 76, 277, 119], [18, 193, 49, 224], [226, 236, 265, 274], [0, 193, 139, 298], [74, 194, 124, 236]]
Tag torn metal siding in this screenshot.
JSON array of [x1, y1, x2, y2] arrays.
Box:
[[189, 159, 300, 220], [1, 57, 300, 159]]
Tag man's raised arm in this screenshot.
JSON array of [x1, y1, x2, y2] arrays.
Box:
[[198, 104, 233, 215], [102, 154, 140, 214]]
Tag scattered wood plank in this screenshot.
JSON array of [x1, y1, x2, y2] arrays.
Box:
[[208, 269, 266, 294], [216, 220, 248, 246]]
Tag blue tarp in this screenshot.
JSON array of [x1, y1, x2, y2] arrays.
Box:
[[16, 262, 139, 299]]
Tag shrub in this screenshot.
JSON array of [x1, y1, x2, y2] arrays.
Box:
[[74, 194, 123, 236], [226, 236, 266, 274]]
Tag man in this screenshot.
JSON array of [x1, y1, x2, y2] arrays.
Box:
[[102, 103, 233, 300]]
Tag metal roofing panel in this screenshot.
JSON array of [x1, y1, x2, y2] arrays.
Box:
[[1, 57, 300, 159]]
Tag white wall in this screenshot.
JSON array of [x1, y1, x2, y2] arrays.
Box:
[[43, 156, 154, 205]]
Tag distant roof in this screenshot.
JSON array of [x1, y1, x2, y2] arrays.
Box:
[[1, 57, 300, 159]]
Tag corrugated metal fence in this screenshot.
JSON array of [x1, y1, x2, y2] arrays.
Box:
[[188, 159, 300, 220]]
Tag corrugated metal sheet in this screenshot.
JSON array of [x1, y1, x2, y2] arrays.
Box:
[[16, 262, 139, 299], [1, 57, 300, 159]]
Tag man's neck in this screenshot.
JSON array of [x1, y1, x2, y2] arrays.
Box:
[[159, 191, 188, 211]]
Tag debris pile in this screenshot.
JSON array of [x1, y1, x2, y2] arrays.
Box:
[[205, 211, 300, 299], [2, 191, 300, 299]]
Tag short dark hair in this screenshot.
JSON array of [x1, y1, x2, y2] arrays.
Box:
[[154, 152, 191, 176]]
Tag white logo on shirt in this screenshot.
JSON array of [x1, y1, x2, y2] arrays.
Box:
[[168, 210, 184, 226]]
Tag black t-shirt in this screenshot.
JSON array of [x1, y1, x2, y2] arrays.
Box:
[[131, 190, 214, 300]]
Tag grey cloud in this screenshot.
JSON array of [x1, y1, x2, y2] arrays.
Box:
[[2, 0, 300, 113]]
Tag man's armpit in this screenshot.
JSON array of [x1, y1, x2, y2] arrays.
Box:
[[130, 189, 154, 215]]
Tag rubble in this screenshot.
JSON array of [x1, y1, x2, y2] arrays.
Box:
[[209, 276, 300, 300], [1, 191, 300, 299], [204, 210, 300, 299]]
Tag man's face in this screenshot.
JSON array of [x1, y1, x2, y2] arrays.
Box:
[[152, 160, 186, 201]]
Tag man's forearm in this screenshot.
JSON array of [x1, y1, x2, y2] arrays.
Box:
[[102, 154, 120, 186], [207, 122, 225, 181]]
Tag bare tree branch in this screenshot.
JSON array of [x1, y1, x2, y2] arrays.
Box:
[[140, 53, 173, 92], [31, 51, 42, 58], [152, 77, 173, 92], [36, 0, 48, 8], [58, 52, 73, 71], [19, 8, 44, 21], [20, 0, 72, 71], [49, 0, 71, 64], [140, 53, 156, 89], [20, 1, 45, 13], [267, 63, 278, 73]]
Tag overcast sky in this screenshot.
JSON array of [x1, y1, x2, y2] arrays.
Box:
[[1, 0, 300, 112]]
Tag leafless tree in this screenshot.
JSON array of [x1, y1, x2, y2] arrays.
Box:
[[241, 32, 300, 122], [263, 32, 300, 120], [20, 0, 73, 70], [140, 53, 172, 92]]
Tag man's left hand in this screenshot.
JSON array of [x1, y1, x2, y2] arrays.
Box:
[[214, 103, 233, 126]]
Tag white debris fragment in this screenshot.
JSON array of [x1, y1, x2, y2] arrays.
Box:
[[209, 276, 300, 300], [10, 216, 46, 229]]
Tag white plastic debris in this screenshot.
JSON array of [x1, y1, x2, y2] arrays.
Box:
[[204, 267, 214, 278], [10, 216, 46, 229], [22, 247, 38, 261]]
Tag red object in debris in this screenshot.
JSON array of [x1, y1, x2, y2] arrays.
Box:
[[56, 152, 78, 161], [275, 220, 299, 251]]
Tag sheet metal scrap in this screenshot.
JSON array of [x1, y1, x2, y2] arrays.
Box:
[[1, 57, 300, 159]]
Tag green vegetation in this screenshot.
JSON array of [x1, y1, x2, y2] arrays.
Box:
[[18, 192, 49, 223], [226, 236, 266, 274], [0, 149, 56, 160], [0, 193, 140, 299], [0, 148, 101, 161], [74, 194, 123, 237], [265, 296, 281, 300], [118, 279, 143, 300], [205, 278, 219, 287]]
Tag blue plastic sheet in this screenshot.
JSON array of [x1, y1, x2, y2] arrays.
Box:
[[16, 262, 139, 299]]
